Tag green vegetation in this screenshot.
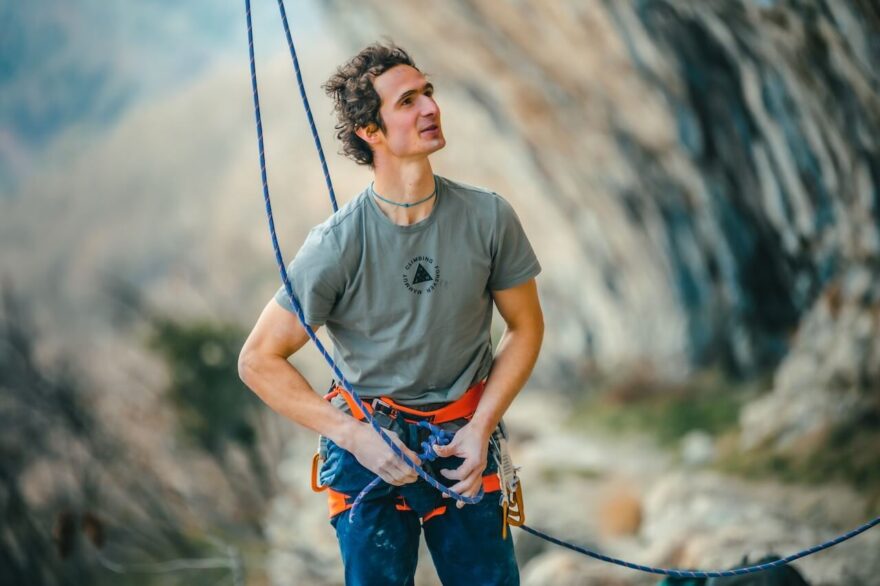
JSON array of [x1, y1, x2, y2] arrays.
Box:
[[565, 366, 761, 446], [565, 365, 880, 511], [146, 315, 276, 524], [716, 411, 880, 511], [147, 318, 259, 455]]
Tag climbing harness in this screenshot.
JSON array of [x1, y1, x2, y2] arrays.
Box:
[[243, 0, 880, 578], [316, 381, 498, 521], [311, 380, 508, 524]]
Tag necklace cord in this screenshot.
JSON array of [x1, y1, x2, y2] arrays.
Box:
[[370, 177, 437, 208]]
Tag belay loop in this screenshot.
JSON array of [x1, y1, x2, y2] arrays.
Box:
[[243, 0, 880, 578]]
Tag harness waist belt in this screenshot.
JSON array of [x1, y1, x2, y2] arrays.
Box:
[[324, 380, 486, 424]]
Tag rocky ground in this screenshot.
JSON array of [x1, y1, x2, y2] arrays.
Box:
[[262, 389, 879, 586]]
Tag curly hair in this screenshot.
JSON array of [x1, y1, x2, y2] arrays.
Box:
[[323, 42, 420, 167]]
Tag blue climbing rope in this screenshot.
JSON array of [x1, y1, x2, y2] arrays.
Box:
[[349, 420, 454, 521], [275, 0, 338, 213], [244, 0, 880, 578], [520, 516, 880, 579]]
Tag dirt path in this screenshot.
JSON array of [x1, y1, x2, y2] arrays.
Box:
[[262, 388, 879, 585]]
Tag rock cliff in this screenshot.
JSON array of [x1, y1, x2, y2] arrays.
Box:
[[319, 0, 880, 447]]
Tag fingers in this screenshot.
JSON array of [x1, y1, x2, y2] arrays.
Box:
[[440, 459, 482, 507], [376, 455, 418, 485], [387, 432, 422, 467], [437, 433, 486, 504], [440, 467, 463, 480], [440, 457, 479, 481], [353, 426, 424, 485], [376, 430, 421, 485], [448, 472, 482, 498], [432, 443, 453, 457], [449, 472, 483, 508], [379, 467, 417, 486]]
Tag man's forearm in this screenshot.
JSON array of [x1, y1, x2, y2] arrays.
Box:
[[470, 321, 544, 435], [239, 353, 360, 449], [240, 351, 426, 485]]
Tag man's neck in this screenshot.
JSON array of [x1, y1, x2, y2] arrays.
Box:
[[371, 158, 437, 226]]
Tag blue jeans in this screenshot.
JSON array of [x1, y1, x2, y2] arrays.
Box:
[[319, 418, 519, 585]]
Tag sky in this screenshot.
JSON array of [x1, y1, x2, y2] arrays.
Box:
[[0, 0, 325, 193]]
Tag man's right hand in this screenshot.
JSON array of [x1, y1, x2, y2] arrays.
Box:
[[347, 421, 422, 486]]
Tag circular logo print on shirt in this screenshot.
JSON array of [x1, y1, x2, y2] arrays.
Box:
[[403, 256, 440, 295]]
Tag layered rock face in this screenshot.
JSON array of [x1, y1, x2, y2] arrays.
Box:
[[321, 0, 880, 440], [740, 262, 880, 451]]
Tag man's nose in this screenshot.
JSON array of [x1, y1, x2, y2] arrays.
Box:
[[420, 95, 439, 116]]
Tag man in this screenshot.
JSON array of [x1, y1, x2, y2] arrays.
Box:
[[238, 42, 543, 585]]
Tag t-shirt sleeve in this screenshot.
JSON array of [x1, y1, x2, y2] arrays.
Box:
[[273, 227, 344, 327], [488, 195, 542, 290]]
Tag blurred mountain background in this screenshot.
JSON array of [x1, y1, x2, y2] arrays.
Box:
[[1, 1, 878, 584]]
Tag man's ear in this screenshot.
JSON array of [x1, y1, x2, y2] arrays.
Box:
[[355, 122, 381, 145]]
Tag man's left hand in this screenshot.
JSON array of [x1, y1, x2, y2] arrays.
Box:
[[432, 422, 491, 508]]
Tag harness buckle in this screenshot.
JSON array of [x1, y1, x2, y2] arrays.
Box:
[[370, 398, 400, 429], [371, 398, 398, 419], [372, 397, 438, 424]]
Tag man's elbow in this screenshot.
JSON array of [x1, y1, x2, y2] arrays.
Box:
[[238, 345, 258, 387], [507, 309, 544, 345]]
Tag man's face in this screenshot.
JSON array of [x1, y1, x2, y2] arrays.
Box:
[[368, 64, 445, 161]]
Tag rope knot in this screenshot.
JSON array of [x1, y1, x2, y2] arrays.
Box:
[[415, 420, 453, 462]]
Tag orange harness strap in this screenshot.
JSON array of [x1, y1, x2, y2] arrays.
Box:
[[417, 473, 503, 523], [327, 473, 503, 519], [481, 473, 501, 493], [327, 488, 353, 517], [323, 380, 486, 425], [421, 505, 447, 523]]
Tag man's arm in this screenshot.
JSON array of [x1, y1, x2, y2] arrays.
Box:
[[433, 277, 544, 500], [238, 298, 421, 485]]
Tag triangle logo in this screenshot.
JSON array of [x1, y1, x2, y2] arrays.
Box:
[[412, 263, 433, 284]]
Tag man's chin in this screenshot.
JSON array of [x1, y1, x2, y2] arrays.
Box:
[[425, 137, 447, 154], [395, 137, 446, 159]]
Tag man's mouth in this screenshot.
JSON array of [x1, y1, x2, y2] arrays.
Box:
[[420, 124, 439, 134]]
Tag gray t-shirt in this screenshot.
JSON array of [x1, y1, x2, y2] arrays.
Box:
[[274, 174, 541, 405]]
